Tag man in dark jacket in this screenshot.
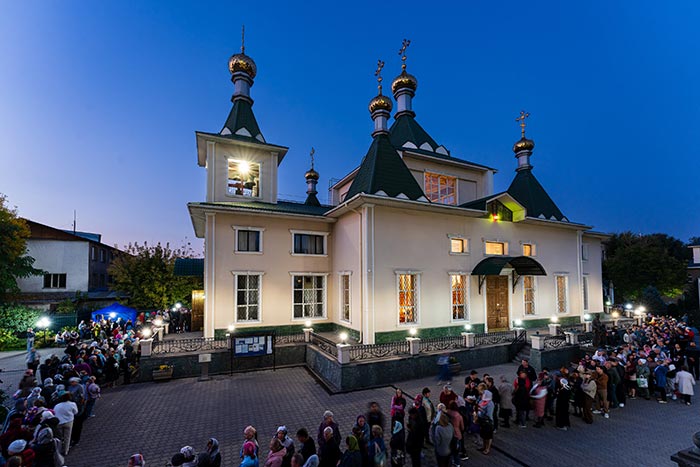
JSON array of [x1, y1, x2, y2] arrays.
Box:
[[296, 428, 316, 462], [517, 359, 537, 383]]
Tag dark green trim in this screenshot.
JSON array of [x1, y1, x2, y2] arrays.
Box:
[[375, 324, 485, 344], [518, 316, 581, 330], [214, 322, 360, 342]]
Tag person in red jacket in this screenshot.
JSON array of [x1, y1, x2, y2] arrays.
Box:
[[0, 418, 33, 458], [7, 439, 36, 467]]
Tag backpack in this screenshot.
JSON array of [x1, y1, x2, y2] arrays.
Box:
[[373, 442, 386, 467]]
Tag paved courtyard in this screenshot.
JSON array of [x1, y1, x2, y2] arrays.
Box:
[[1, 351, 696, 467]]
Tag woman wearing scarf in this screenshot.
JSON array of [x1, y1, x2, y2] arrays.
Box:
[[198, 438, 221, 467], [476, 391, 494, 455], [555, 378, 571, 431], [339, 435, 362, 467], [241, 441, 260, 467], [530, 374, 548, 428], [389, 421, 405, 467], [389, 389, 406, 425]]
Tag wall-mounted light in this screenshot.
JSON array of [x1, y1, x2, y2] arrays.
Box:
[[409, 327, 417, 337]]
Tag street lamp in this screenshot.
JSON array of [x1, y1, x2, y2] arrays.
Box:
[[409, 327, 418, 337], [339, 332, 348, 344], [175, 302, 182, 310], [142, 328, 152, 338], [514, 319, 523, 328], [625, 303, 633, 311], [464, 324, 472, 331], [550, 316, 559, 323], [583, 314, 592, 322], [37, 317, 50, 346], [227, 324, 236, 333], [153, 318, 163, 327]]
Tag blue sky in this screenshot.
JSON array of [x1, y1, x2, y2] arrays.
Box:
[[1, 1, 699, 250]]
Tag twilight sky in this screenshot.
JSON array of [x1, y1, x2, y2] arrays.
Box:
[[1, 1, 699, 251]]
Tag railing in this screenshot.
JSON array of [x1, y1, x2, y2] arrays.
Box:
[[349, 341, 410, 361], [560, 323, 586, 334], [310, 333, 338, 357], [275, 333, 306, 345], [578, 332, 594, 346], [152, 337, 229, 355], [474, 330, 517, 346], [418, 336, 464, 354], [543, 334, 569, 349]]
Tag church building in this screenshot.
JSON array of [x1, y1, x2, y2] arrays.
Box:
[[188, 40, 606, 343]]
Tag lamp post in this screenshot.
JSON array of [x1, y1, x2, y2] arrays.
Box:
[[37, 317, 50, 346]]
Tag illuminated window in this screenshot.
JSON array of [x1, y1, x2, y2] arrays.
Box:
[[450, 238, 468, 254], [522, 243, 535, 256], [340, 274, 351, 322], [485, 241, 506, 255], [424, 172, 456, 205], [450, 274, 469, 321], [582, 276, 589, 311], [523, 276, 536, 315], [235, 274, 261, 321], [228, 160, 260, 197], [398, 274, 418, 324], [293, 275, 326, 319], [555, 275, 568, 313]]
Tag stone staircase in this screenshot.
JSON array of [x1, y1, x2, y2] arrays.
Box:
[[512, 342, 531, 364]]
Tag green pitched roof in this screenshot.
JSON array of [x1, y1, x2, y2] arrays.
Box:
[[193, 200, 329, 216], [220, 99, 265, 143], [389, 114, 440, 151], [506, 169, 567, 221], [460, 192, 507, 211], [304, 193, 321, 207], [345, 133, 427, 201]]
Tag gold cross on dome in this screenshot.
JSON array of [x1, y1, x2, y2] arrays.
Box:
[[375, 60, 385, 93], [310, 147, 315, 169], [398, 39, 411, 71], [515, 110, 530, 138], [241, 25, 246, 53]]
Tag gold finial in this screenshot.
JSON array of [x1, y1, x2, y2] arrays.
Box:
[[241, 25, 245, 54], [375, 60, 385, 95], [310, 147, 315, 170], [515, 110, 530, 138], [398, 39, 411, 71]]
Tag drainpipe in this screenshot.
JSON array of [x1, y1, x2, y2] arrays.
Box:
[[350, 207, 363, 344], [576, 230, 584, 323]]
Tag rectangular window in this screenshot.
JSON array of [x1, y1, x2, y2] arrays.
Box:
[[450, 238, 468, 254], [424, 172, 457, 205], [582, 276, 589, 311], [293, 275, 326, 319], [91, 246, 96, 261], [237, 230, 261, 252], [450, 274, 469, 321], [235, 274, 261, 322], [485, 241, 506, 255], [522, 243, 535, 257], [100, 249, 106, 262], [582, 244, 589, 261], [293, 234, 325, 255], [523, 276, 536, 315], [228, 160, 260, 197], [340, 274, 351, 322], [555, 275, 568, 313], [43, 273, 67, 289], [398, 274, 418, 324]]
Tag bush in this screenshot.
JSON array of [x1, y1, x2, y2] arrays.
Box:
[[0, 304, 41, 335], [0, 329, 24, 351]]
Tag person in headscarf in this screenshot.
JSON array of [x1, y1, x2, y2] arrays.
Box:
[[8, 439, 36, 467], [27, 386, 44, 408], [389, 421, 405, 467], [530, 374, 548, 428], [241, 441, 259, 467], [339, 435, 361, 467], [179, 445, 199, 467], [275, 426, 295, 467], [31, 412, 61, 467], [265, 438, 288, 467], [0, 418, 33, 458], [476, 390, 495, 455], [555, 378, 571, 430], [198, 438, 221, 467], [128, 453, 145, 466]]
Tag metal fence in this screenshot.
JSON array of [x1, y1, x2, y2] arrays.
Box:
[[559, 323, 586, 334], [349, 341, 410, 361], [543, 334, 570, 349], [474, 330, 518, 346], [152, 337, 229, 355], [578, 332, 594, 346], [275, 334, 306, 345], [310, 333, 338, 358], [418, 336, 465, 354]]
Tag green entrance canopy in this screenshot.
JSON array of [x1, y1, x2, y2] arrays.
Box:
[[471, 256, 547, 293]]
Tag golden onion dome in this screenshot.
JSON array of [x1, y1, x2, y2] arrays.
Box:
[[228, 53, 257, 79], [391, 70, 418, 95], [368, 94, 393, 113], [305, 168, 319, 180], [512, 137, 535, 153]]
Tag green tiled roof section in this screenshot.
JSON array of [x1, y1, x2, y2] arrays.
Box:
[[345, 133, 426, 201], [389, 114, 439, 151], [506, 169, 566, 221], [221, 99, 264, 141], [174, 258, 204, 277], [195, 200, 329, 216], [304, 193, 321, 207]]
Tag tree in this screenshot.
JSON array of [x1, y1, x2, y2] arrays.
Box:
[[603, 232, 688, 302], [0, 194, 43, 301], [108, 241, 202, 310]]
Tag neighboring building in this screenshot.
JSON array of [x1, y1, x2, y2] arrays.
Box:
[[188, 43, 607, 343], [689, 243, 700, 306], [15, 219, 122, 310]]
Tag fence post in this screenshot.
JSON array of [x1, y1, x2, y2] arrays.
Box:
[[406, 337, 420, 355], [584, 322, 592, 332], [337, 343, 350, 364], [157, 327, 164, 341], [548, 323, 560, 335], [140, 338, 153, 357], [303, 327, 313, 343], [531, 335, 545, 350], [564, 332, 578, 345], [462, 332, 475, 348]]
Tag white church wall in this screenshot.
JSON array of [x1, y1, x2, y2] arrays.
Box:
[[330, 213, 362, 334]]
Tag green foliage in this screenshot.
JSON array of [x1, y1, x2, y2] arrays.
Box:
[[0, 329, 23, 351], [55, 298, 77, 314], [34, 330, 54, 348], [0, 194, 44, 301], [603, 232, 689, 301], [0, 304, 41, 334], [108, 241, 203, 310], [639, 286, 667, 315]]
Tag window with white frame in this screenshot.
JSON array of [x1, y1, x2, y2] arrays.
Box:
[[555, 275, 569, 313], [398, 273, 419, 324], [424, 172, 456, 205], [235, 274, 261, 321], [485, 241, 507, 255], [237, 230, 261, 253], [293, 275, 326, 318], [582, 275, 589, 311], [292, 232, 327, 255], [450, 274, 469, 321], [523, 276, 536, 315], [522, 243, 535, 257], [340, 274, 351, 322], [43, 273, 66, 289], [450, 237, 469, 254]]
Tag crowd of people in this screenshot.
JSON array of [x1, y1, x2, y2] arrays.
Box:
[[2, 313, 697, 466]]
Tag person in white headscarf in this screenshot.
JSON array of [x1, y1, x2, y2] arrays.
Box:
[[555, 377, 571, 430]]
